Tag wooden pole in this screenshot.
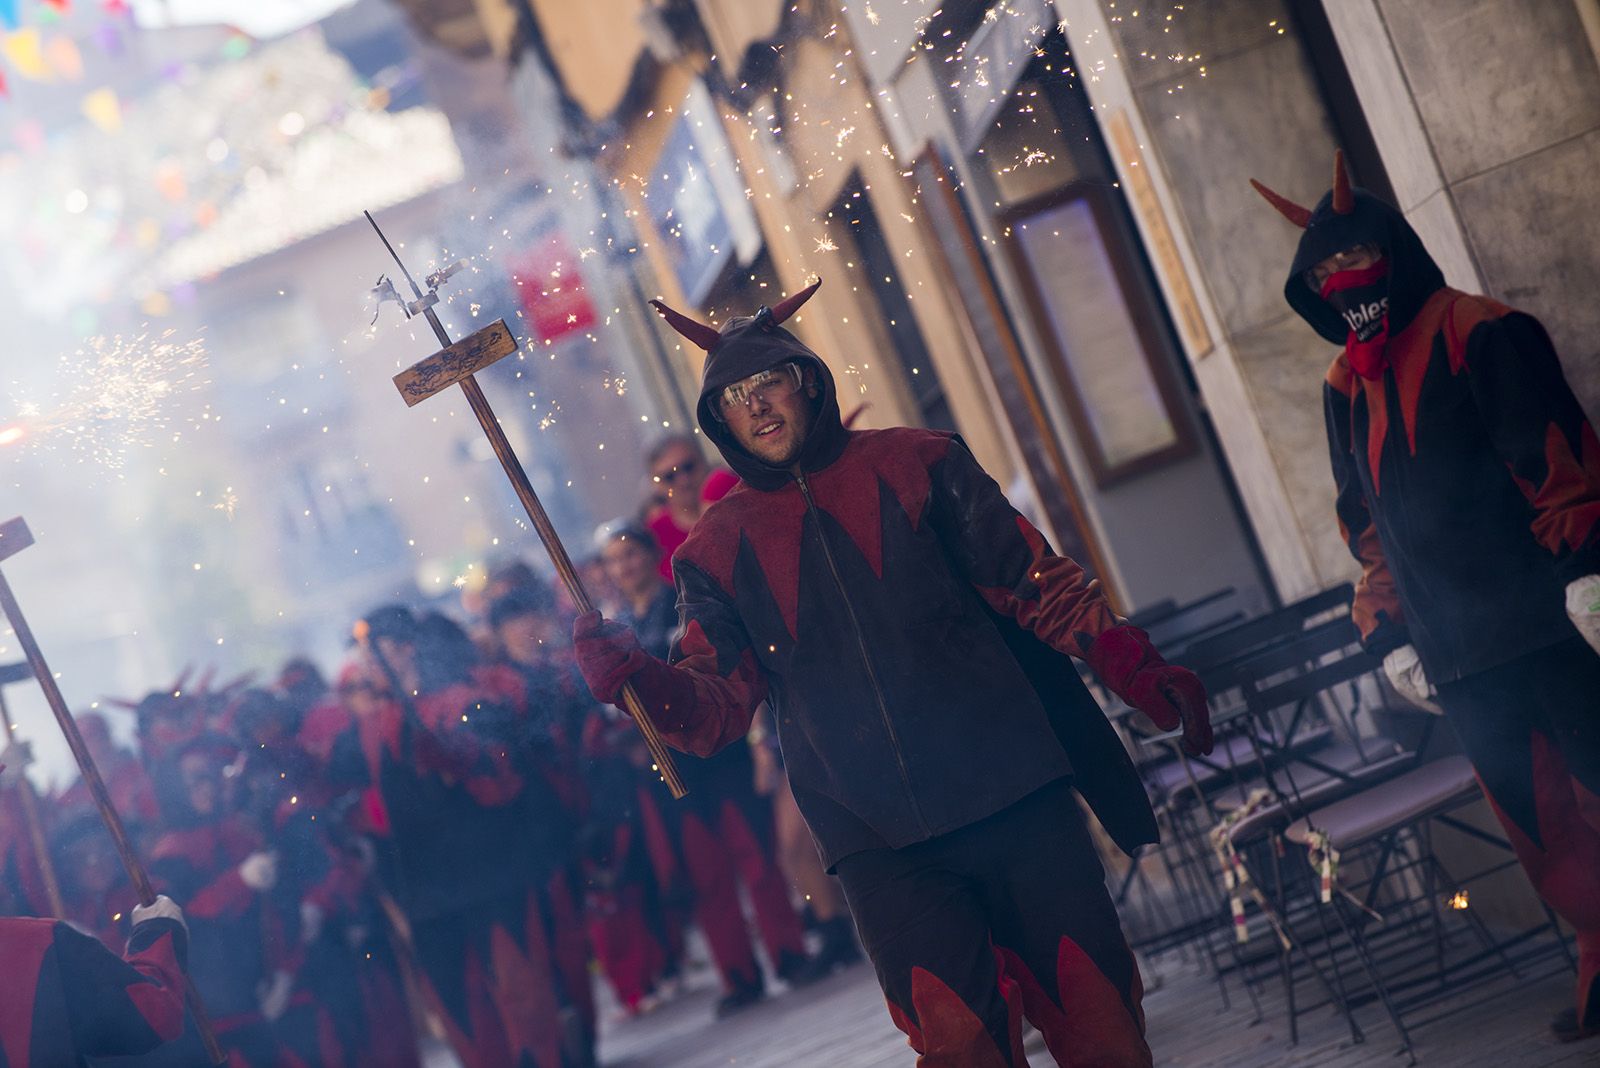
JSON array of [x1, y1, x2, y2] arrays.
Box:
[[454, 376, 688, 798], [0, 689, 66, 918], [363, 210, 686, 798], [0, 570, 227, 1064]]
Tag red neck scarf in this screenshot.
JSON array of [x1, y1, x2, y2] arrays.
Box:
[[1321, 259, 1391, 379]]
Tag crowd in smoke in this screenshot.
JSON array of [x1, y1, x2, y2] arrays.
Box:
[[0, 433, 860, 1068]]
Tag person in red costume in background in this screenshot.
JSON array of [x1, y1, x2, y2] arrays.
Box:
[[595, 518, 830, 1017], [0, 739, 52, 918], [643, 434, 710, 581], [147, 733, 297, 1067], [350, 606, 595, 1068], [1255, 151, 1600, 1043], [56, 712, 158, 834], [573, 278, 1211, 1067], [0, 892, 189, 1067]]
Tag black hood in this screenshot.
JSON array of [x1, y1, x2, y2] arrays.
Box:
[[694, 310, 848, 491], [1283, 186, 1445, 345]]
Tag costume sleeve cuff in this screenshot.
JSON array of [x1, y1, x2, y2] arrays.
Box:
[[1360, 617, 1410, 659]]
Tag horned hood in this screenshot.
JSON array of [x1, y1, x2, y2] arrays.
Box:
[[1254, 151, 1446, 344], [649, 279, 847, 491]]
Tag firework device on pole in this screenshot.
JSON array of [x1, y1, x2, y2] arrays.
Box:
[[362, 210, 687, 800], [0, 517, 227, 1064]]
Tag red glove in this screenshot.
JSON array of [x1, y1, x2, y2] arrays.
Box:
[[572, 611, 651, 704], [1085, 625, 1213, 757]]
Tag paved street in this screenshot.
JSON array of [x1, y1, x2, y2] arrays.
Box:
[[594, 947, 1589, 1067]]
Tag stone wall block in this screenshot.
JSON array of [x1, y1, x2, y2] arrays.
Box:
[[1108, 0, 1290, 90], [1135, 37, 1337, 334], [1230, 313, 1354, 586], [1377, 0, 1600, 182], [1454, 126, 1600, 422], [1404, 187, 1481, 291], [1321, 0, 1444, 213]]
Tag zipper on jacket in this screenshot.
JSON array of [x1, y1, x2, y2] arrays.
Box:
[[794, 472, 930, 836]]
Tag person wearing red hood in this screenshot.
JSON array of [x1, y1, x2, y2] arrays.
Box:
[[1255, 151, 1600, 1042], [573, 279, 1211, 1067], [0, 894, 189, 1066]]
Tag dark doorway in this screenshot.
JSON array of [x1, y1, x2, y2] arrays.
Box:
[[831, 175, 956, 432]]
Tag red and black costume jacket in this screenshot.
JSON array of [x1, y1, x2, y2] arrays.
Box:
[[148, 811, 279, 1026], [0, 915, 186, 1066], [1289, 187, 1600, 683], [354, 667, 571, 920], [622, 315, 1156, 871]]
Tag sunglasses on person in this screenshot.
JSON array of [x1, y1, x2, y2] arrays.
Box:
[[711, 363, 804, 422], [652, 456, 704, 484]]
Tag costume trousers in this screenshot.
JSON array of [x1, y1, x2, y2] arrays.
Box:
[[835, 780, 1151, 1068], [678, 795, 806, 989], [1436, 637, 1600, 1028], [586, 823, 669, 1011], [411, 889, 572, 1068]]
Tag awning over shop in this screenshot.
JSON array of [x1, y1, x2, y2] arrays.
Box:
[[693, 0, 784, 72], [527, 0, 651, 121]]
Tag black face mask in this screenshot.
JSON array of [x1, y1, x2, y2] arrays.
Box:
[[1321, 259, 1392, 379]]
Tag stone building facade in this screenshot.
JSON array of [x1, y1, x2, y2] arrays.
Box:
[[501, 0, 1599, 616]]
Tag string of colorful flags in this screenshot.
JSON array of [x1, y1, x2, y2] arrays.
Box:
[[0, 0, 247, 129]]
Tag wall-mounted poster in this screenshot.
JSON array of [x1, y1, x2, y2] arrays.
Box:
[[999, 185, 1195, 486]]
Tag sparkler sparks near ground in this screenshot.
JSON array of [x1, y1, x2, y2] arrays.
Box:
[[0, 330, 210, 471]]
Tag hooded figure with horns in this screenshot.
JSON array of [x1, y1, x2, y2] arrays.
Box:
[[1256, 151, 1600, 1042], [573, 278, 1214, 1067]]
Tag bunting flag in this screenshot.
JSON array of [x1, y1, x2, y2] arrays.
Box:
[[81, 85, 121, 133], [3, 29, 52, 81], [14, 117, 44, 152], [47, 34, 83, 80], [93, 20, 122, 57]]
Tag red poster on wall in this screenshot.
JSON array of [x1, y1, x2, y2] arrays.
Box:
[[509, 227, 597, 344]]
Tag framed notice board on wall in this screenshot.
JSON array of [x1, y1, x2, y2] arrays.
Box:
[[998, 184, 1195, 486]]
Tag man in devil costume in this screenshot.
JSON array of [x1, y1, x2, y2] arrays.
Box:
[[0, 894, 189, 1066], [1254, 151, 1600, 1042], [573, 278, 1212, 1067]]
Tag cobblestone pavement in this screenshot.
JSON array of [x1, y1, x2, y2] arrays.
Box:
[[593, 946, 1590, 1068]]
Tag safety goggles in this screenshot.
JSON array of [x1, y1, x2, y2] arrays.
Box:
[[712, 363, 803, 421], [1305, 243, 1381, 291]]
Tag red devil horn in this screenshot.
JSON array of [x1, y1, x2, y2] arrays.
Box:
[[1331, 148, 1354, 215], [169, 664, 194, 695], [1249, 178, 1312, 229], [648, 299, 722, 352], [769, 277, 822, 325], [218, 670, 258, 697]]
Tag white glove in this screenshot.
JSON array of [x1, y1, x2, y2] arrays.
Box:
[[237, 851, 278, 892], [1383, 645, 1441, 712], [257, 970, 293, 1021], [131, 895, 187, 933], [1566, 575, 1600, 656]]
